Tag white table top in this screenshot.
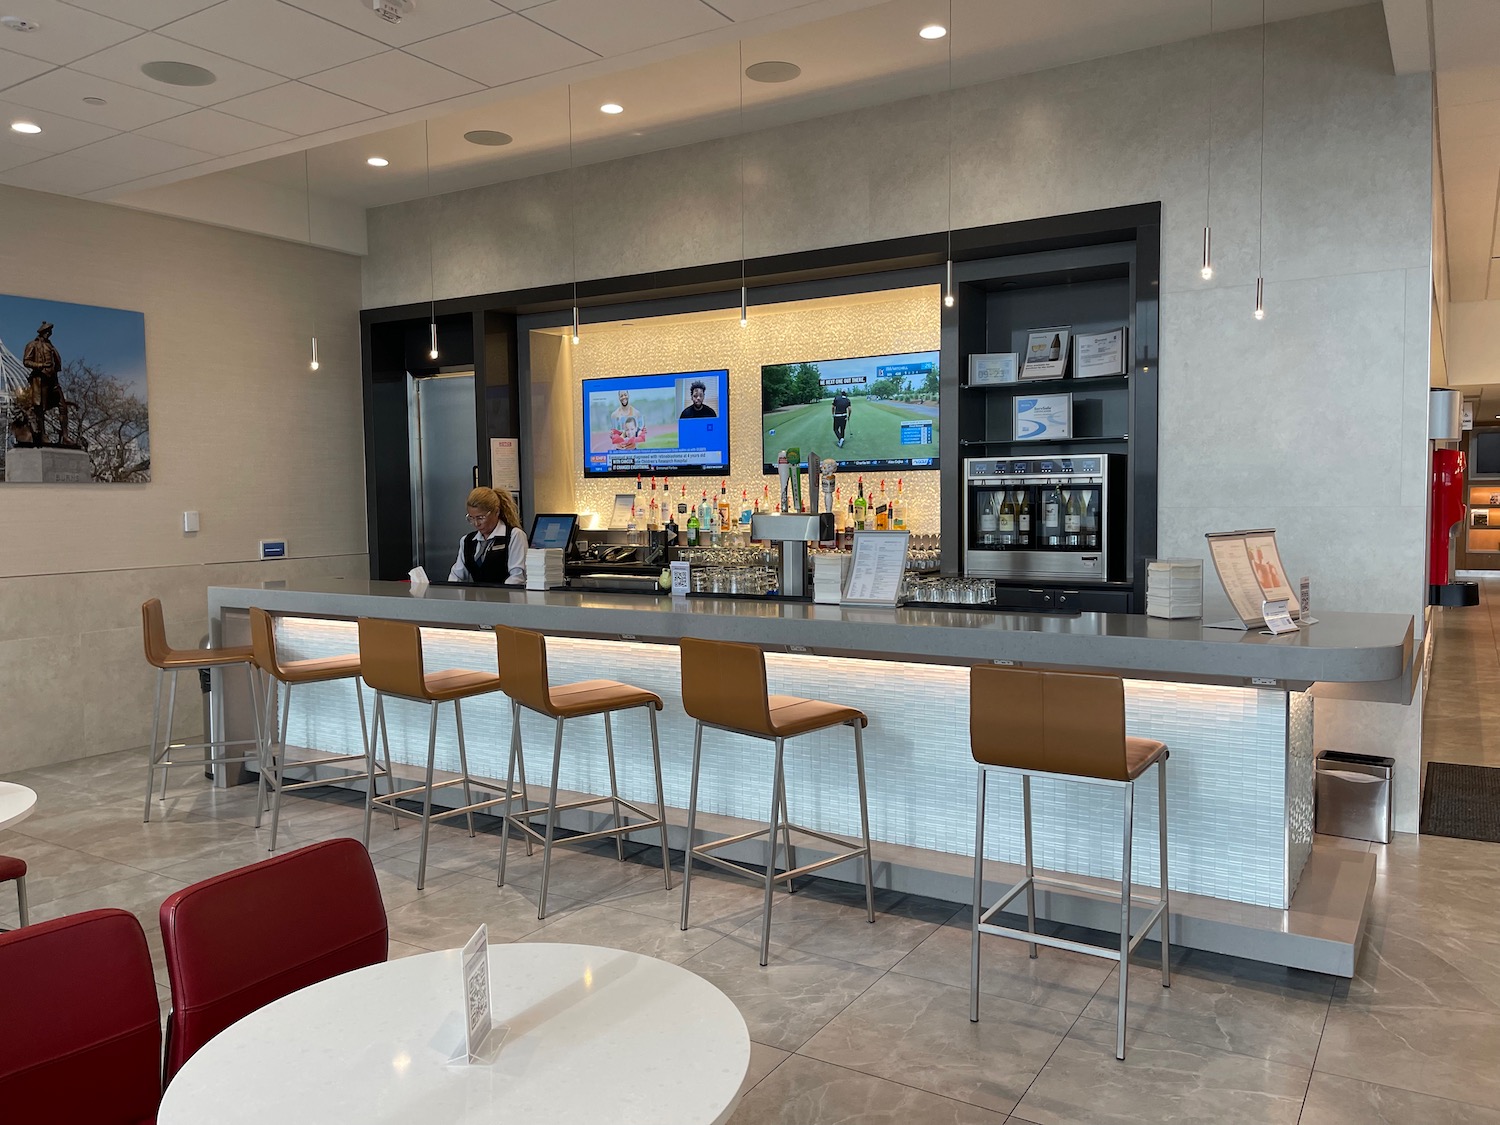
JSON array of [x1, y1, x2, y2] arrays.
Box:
[[158, 942, 751, 1125], [0, 783, 36, 832]]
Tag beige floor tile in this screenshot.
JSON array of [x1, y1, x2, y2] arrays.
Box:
[[527, 900, 727, 964], [800, 971, 1073, 1115], [1299, 1072, 1500, 1125], [728, 1055, 1008, 1125]]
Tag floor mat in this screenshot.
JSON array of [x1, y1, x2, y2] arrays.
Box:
[[1420, 762, 1500, 842]]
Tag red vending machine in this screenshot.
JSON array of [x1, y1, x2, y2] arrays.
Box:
[[1431, 448, 1479, 606]]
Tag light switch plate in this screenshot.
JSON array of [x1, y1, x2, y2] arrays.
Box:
[[183, 511, 200, 534]]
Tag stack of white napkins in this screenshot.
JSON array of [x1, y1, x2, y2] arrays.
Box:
[[1146, 558, 1203, 619], [526, 549, 565, 591], [813, 554, 850, 604]]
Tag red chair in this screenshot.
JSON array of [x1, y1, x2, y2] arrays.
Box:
[[0, 908, 162, 1125], [0, 854, 27, 926], [159, 837, 388, 1083]]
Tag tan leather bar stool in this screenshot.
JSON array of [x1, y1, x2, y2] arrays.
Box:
[[678, 636, 875, 966], [492, 624, 671, 920], [142, 599, 264, 822], [249, 608, 398, 853], [968, 665, 1170, 1061], [357, 617, 515, 890], [0, 856, 27, 928]]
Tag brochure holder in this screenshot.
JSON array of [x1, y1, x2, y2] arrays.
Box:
[[841, 530, 910, 606], [1203, 529, 1313, 631]]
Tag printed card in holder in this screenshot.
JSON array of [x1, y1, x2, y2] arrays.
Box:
[[1013, 394, 1071, 441], [452, 924, 506, 1065], [670, 560, 691, 597], [1073, 327, 1127, 379], [842, 530, 910, 606], [1020, 326, 1071, 380], [968, 352, 1019, 386], [1261, 600, 1299, 635]]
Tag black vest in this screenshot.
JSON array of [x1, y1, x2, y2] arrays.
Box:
[[462, 526, 513, 583]]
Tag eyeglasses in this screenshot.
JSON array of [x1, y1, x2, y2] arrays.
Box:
[[465, 512, 490, 525]]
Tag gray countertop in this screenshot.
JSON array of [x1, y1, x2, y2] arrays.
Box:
[[209, 579, 1415, 695]]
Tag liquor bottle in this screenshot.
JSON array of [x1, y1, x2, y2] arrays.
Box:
[[998, 489, 1017, 547], [892, 478, 907, 531], [1016, 489, 1032, 547], [1081, 490, 1099, 549], [719, 480, 731, 532], [708, 500, 721, 547], [686, 505, 700, 547], [854, 477, 868, 531], [664, 509, 679, 547], [978, 491, 998, 545], [648, 490, 660, 532], [833, 486, 844, 547], [875, 480, 889, 531], [1063, 488, 1082, 547], [1043, 481, 1063, 547], [699, 491, 711, 536], [679, 483, 689, 516], [627, 503, 639, 546]]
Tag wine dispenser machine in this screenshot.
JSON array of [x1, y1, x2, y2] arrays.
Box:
[[963, 455, 1124, 583]]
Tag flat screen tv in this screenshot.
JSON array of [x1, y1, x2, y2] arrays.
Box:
[[582, 369, 730, 477], [761, 350, 940, 472], [1473, 431, 1500, 477]]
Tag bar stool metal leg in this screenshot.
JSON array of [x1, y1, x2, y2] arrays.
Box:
[[776, 771, 795, 894], [415, 701, 440, 891], [453, 700, 476, 839], [603, 712, 626, 862], [969, 764, 987, 1023], [267, 681, 294, 852], [648, 706, 670, 889], [536, 717, 567, 920], [143, 669, 166, 822], [680, 720, 705, 931], [760, 737, 788, 967], [1158, 759, 1171, 988], [158, 670, 179, 802], [15, 874, 27, 928], [853, 721, 875, 924], [1022, 774, 1038, 958], [254, 673, 274, 829], [1117, 780, 1134, 1061]]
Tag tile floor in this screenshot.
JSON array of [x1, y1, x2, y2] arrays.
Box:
[[2, 593, 1499, 1124]]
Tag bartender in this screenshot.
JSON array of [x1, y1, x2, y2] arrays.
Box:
[[450, 486, 528, 585]]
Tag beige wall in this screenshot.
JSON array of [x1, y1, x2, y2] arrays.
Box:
[[0, 184, 367, 774], [530, 288, 941, 529], [363, 5, 1435, 829]]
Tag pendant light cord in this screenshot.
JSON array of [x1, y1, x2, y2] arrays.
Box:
[[1258, 0, 1266, 281], [426, 120, 435, 331], [569, 85, 577, 318], [739, 40, 746, 306], [945, 0, 953, 272], [1205, 1, 1212, 230]]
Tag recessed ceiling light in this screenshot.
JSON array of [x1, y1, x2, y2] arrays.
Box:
[[140, 60, 217, 87], [0, 16, 39, 31], [82, 96, 106, 106], [600, 103, 623, 115], [919, 24, 947, 39], [464, 129, 512, 147], [745, 60, 800, 84], [366, 156, 389, 167], [10, 121, 41, 134]]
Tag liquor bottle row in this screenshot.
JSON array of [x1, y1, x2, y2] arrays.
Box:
[[970, 483, 1101, 551]]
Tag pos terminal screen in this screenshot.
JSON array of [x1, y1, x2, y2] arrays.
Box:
[[528, 514, 578, 553]]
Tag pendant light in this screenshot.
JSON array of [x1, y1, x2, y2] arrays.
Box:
[[305, 152, 319, 370], [568, 85, 580, 345], [1200, 1, 1214, 281], [426, 120, 439, 358], [738, 40, 748, 328], [1253, 1, 1266, 319], [942, 0, 955, 308]]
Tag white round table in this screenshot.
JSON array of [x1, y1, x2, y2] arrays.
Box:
[[158, 942, 750, 1125], [0, 783, 36, 832]]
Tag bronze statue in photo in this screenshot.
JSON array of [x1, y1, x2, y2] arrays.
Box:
[[22, 322, 71, 447]]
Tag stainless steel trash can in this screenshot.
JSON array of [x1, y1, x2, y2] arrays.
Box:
[[1315, 751, 1394, 844]]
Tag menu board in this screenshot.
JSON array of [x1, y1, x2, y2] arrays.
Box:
[[1204, 529, 1300, 629], [842, 530, 910, 605]]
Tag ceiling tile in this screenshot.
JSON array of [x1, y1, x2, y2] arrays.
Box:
[[523, 0, 728, 56], [704, 0, 830, 17], [62, 0, 225, 30], [71, 131, 212, 178], [0, 133, 49, 170], [0, 46, 55, 91], [215, 80, 380, 134], [303, 49, 483, 113], [0, 148, 133, 193], [407, 12, 596, 86], [278, 0, 514, 49], [0, 0, 139, 64], [159, 0, 387, 78], [69, 31, 284, 107], [136, 106, 291, 155], [3, 68, 195, 130], [0, 95, 116, 150]]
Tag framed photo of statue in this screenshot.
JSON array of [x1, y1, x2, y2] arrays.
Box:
[[0, 293, 150, 484]]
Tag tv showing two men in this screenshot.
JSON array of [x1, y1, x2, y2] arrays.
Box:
[[761, 351, 940, 472], [583, 369, 730, 476]]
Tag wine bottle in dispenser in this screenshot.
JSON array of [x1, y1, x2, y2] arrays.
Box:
[[1016, 489, 1032, 546], [997, 490, 1016, 547]]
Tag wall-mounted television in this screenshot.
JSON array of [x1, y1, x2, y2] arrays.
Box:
[[761, 350, 940, 472], [583, 369, 730, 477]]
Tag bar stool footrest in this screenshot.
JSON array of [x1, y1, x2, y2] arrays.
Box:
[[509, 795, 662, 847], [691, 823, 871, 886]]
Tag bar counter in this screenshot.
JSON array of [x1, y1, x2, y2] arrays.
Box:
[[209, 580, 1413, 974]]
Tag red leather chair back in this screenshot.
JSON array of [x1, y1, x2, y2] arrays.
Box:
[[159, 838, 388, 1083], [0, 908, 161, 1125]]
